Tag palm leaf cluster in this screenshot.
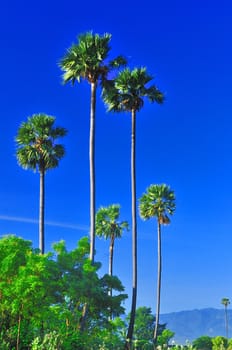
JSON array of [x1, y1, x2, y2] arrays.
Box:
[[16, 114, 67, 173], [96, 204, 129, 240], [59, 31, 127, 85], [102, 67, 164, 113], [139, 184, 176, 224]]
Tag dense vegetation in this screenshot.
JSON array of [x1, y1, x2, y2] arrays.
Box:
[[0, 235, 165, 349], [1, 237, 231, 350]]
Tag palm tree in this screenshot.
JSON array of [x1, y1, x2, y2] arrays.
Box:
[[221, 297, 230, 338], [16, 114, 67, 254], [96, 204, 129, 320], [139, 184, 176, 346], [96, 204, 129, 278], [103, 67, 164, 348], [59, 31, 127, 264]]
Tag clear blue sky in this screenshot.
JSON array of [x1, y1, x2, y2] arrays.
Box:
[[1, 0, 231, 314]]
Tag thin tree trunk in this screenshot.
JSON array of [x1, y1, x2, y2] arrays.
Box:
[[89, 82, 96, 264], [109, 235, 114, 278], [153, 220, 162, 345], [39, 169, 45, 254], [126, 109, 137, 349], [109, 235, 115, 320], [79, 303, 89, 332], [225, 306, 229, 338], [16, 313, 21, 350], [80, 82, 97, 332]]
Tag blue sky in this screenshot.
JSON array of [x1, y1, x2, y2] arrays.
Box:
[[1, 0, 232, 314]]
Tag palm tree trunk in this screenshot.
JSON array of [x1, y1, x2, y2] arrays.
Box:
[[109, 235, 115, 320], [89, 82, 96, 264], [225, 306, 229, 338], [39, 169, 45, 254], [79, 82, 97, 332], [16, 313, 21, 350], [153, 220, 162, 345], [126, 109, 137, 349], [109, 235, 114, 278]]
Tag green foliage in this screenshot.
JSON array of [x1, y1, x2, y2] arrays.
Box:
[[227, 339, 232, 350], [125, 306, 166, 349], [193, 335, 213, 350], [132, 306, 155, 343], [212, 336, 228, 350], [31, 331, 62, 350], [0, 235, 61, 348], [0, 235, 127, 349], [59, 31, 127, 85], [171, 346, 193, 350], [221, 298, 230, 307], [139, 184, 176, 223], [157, 329, 175, 346], [16, 113, 67, 173], [96, 204, 129, 240], [102, 67, 164, 113]]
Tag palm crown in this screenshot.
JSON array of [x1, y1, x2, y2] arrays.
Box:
[[16, 114, 67, 173], [102, 67, 164, 113], [96, 204, 129, 239], [221, 298, 230, 307], [59, 31, 127, 85], [139, 184, 176, 224]]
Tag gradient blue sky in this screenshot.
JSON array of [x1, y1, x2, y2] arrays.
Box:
[[1, 0, 231, 314]]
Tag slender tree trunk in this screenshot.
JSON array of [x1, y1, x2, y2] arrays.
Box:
[[225, 306, 229, 338], [109, 235, 115, 278], [39, 169, 45, 254], [79, 303, 89, 332], [16, 313, 21, 350], [126, 109, 137, 349], [80, 82, 97, 332], [109, 235, 115, 320], [89, 82, 96, 264], [153, 220, 162, 345]]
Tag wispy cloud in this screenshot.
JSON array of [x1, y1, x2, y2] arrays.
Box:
[[0, 215, 89, 232]]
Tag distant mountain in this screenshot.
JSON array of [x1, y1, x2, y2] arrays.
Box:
[[159, 308, 232, 345]]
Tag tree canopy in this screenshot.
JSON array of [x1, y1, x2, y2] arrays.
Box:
[[0, 235, 127, 349]]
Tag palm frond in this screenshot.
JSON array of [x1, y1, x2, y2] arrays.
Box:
[[109, 55, 128, 69], [16, 114, 67, 173], [59, 32, 114, 85], [96, 204, 129, 239], [139, 184, 176, 223], [103, 66, 164, 114]]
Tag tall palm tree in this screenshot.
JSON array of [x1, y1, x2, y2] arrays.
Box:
[[221, 297, 230, 338], [59, 31, 127, 264], [96, 204, 129, 278], [103, 67, 164, 348], [96, 204, 129, 320], [139, 184, 175, 346], [16, 114, 67, 254]]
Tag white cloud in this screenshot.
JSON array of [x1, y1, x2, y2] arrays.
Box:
[[0, 215, 89, 232]]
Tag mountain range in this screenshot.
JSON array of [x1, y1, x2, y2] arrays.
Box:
[[159, 308, 232, 345]]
